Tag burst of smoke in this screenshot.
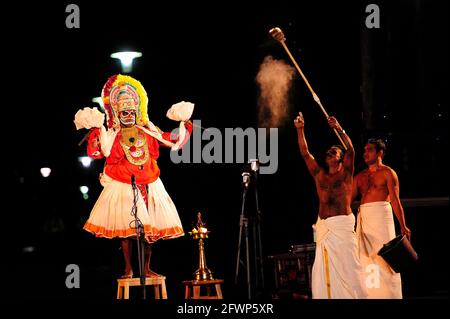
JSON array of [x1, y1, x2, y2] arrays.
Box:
[[256, 56, 295, 128]]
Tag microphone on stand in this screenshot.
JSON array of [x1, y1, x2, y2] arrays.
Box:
[[242, 172, 250, 190], [249, 159, 260, 174], [249, 159, 260, 185]]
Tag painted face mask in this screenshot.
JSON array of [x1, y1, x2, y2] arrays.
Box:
[[117, 92, 137, 126], [119, 108, 136, 126]]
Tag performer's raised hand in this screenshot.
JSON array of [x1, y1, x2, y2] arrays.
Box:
[[327, 116, 344, 132], [294, 112, 305, 129]]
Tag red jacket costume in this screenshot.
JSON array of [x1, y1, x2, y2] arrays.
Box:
[[87, 122, 193, 185]]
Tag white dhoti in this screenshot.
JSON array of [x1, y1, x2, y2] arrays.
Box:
[[312, 214, 368, 299], [356, 201, 402, 299], [84, 174, 184, 243]]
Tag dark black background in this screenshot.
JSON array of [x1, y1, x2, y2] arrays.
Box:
[[2, 0, 448, 301]]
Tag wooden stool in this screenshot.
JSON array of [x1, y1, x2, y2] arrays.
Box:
[[183, 279, 224, 299], [117, 276, 167, 299]]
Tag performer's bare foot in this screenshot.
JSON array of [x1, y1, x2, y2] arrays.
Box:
[[120, 269, 133, 279], [145, 269, 163, 278]]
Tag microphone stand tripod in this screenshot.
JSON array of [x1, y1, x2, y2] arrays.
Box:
[[131, 175, 146, 299], [251, 167, 265, 296], [234, 172, 252, 299], [234, 162, 266, 299]]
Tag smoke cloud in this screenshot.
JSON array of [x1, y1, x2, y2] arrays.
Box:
[[256, 56, 295, 128]]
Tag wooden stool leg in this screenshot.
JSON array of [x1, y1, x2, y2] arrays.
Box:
[[124, 283, 130, 299], [117, 284, 123, 299], [215, 284, 223, 299], [154, 285, 160, 299], [160, 280, 167, 299], [193, 286, 200, 299]]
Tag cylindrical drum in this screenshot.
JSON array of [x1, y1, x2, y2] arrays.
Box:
[[378, 234, 419, 273]]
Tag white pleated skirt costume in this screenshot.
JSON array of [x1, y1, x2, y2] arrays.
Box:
[[312, 214, 368, 299], [357, 201, 402, 298], [84, 173, 184, 242]]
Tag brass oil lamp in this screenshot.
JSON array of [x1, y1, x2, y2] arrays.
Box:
[[189, 212, 214, 281]]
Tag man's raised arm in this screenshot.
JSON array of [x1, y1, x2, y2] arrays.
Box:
[[294, 112, 320, 177]]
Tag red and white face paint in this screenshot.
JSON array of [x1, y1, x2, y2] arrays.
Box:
[[117, 93, 138, 127], [119, 108, 136, 127]]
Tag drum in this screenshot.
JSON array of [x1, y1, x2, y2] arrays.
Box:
[[378, 234, 418, 273]]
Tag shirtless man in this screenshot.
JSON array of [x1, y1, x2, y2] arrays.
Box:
[[353, 138, 411, 298], [295, 112, 367, 299]]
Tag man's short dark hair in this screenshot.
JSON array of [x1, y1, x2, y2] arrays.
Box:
[[367, 138, 386, 158]]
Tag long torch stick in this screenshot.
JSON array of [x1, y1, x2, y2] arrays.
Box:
[[269, 27, 347, 150]]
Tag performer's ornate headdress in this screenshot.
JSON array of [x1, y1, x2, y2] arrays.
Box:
[[102, 74, 149, 129]]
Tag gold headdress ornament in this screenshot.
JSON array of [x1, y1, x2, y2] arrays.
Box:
[[102, 74, 149, 129]]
